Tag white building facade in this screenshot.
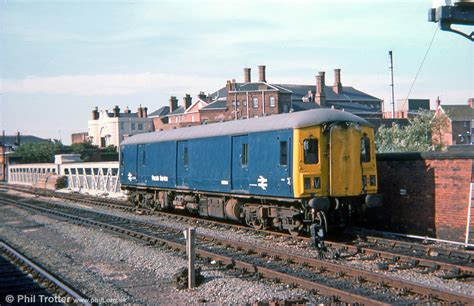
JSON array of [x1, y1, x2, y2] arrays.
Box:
[[88, 106, 153, 149]]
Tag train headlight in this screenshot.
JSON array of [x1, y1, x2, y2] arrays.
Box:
[[313, 177, 321, 189], [370, 175, 376, 186], [304, 177, 311, 190]]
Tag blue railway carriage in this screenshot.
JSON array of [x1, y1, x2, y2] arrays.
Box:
[[120, 109, 381, 237]]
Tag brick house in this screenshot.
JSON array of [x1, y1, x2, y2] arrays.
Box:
[[206, 66, 383, 121], [434, 97, 474, 146], [153, 66, 383, 130]]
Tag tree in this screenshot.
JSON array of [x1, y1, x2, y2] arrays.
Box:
[[375, 110, 450, 153], [12, 141, 64, 163]]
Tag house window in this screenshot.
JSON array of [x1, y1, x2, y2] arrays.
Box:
[[253, 97, 258, 108], [138, 123, 143, 130], [270, 96, 276, 107], [131, 123, 136, 130], [303, 138, 318, 164], [120, 122, 124, 130]]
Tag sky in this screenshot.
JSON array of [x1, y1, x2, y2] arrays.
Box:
[[0, 0, 473, 144]]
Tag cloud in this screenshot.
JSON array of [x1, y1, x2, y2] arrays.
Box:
[[0, 73, 223, 96]]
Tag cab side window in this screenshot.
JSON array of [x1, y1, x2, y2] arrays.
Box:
[[303, 138, 318, 164], [361, 134, 371, 163], [279, 141, 288, 166]]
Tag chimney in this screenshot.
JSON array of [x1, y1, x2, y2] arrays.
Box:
[[124, 106, 130, 114], [143, 107, 148, 118], [258, 65, 266, 83], [226, 80, 235, 92], [184, 94, 192, 109], [333, 68, 342, 94], [198, 91, 207, 101], [244, 67, 251, 83], [15, 132, 20, 146], [137, 106, 143, 118], [468, 98, 474, 109], [91, 106, 99, 120], [169, 96, 178, 112], [315, 71, 326, 106], [113, 105, 120, 117], [436, 96, 441, 108]]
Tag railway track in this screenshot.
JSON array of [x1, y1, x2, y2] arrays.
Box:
[[0, 240, 88, 305], [2, 185, 474, 279], [1, 195, 473, 304], [2, 186, 474, 280]]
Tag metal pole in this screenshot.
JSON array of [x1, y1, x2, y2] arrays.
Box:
[[2, 130, 5, 181], [389, 51, 395, 118], [185, 227, 196, 289]]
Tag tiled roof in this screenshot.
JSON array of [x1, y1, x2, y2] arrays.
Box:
[[442, 105, 474, 121], [201, 100, 227, 110], [168, 106, 185, 116], [0, 135, 51, 146], [212, 82, 381, 104], [291, 101, 380, 114], [148, 106, 170, 118]]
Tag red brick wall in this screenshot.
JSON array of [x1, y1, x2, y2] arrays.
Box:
[[366, 152, 474, 243]]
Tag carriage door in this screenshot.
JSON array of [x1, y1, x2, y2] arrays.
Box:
[[329, 124, 362, 196], [120, 145, 138, 185], [177, 141, 189, 187], [232, 135, 249, 192]]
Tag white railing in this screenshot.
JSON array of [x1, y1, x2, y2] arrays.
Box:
[[8, 163, 57, 185], [61, 162, 121, 194]]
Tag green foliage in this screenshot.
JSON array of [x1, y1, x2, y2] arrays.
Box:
[[375, 110, 449, 153], [13, 142, 63, 163], [12, 141, 118, 163], [69, 141, 99, 161]]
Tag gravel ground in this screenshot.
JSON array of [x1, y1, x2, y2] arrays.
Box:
[[36, 191, 474, 298], [0, 200, 327, 304]]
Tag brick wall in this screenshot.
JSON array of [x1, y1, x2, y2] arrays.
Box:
[[365, 152, 474, 243]]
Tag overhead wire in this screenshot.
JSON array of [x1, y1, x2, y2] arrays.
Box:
[[402, 26, 439, 110]]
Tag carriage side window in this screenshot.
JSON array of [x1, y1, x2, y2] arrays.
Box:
[[241, 143, 248, 166], [303, 138, 318, 164], [183, 147, 189, 167], [142, 150, 146, 166], [279, 141, 288, 166], [361, 134, 371, 163]]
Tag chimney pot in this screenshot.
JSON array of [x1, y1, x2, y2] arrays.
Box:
[[15, 132, 20, 146], [258, 65, 266, 82], [244, 67, 251, 83], [113, 105, 120, 118], [315, 71, 326, 106], [468, 98, 474, 109], [184, 94, 192, 110], [333, 68, 342, 94], [92, 107, 99, 120]]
